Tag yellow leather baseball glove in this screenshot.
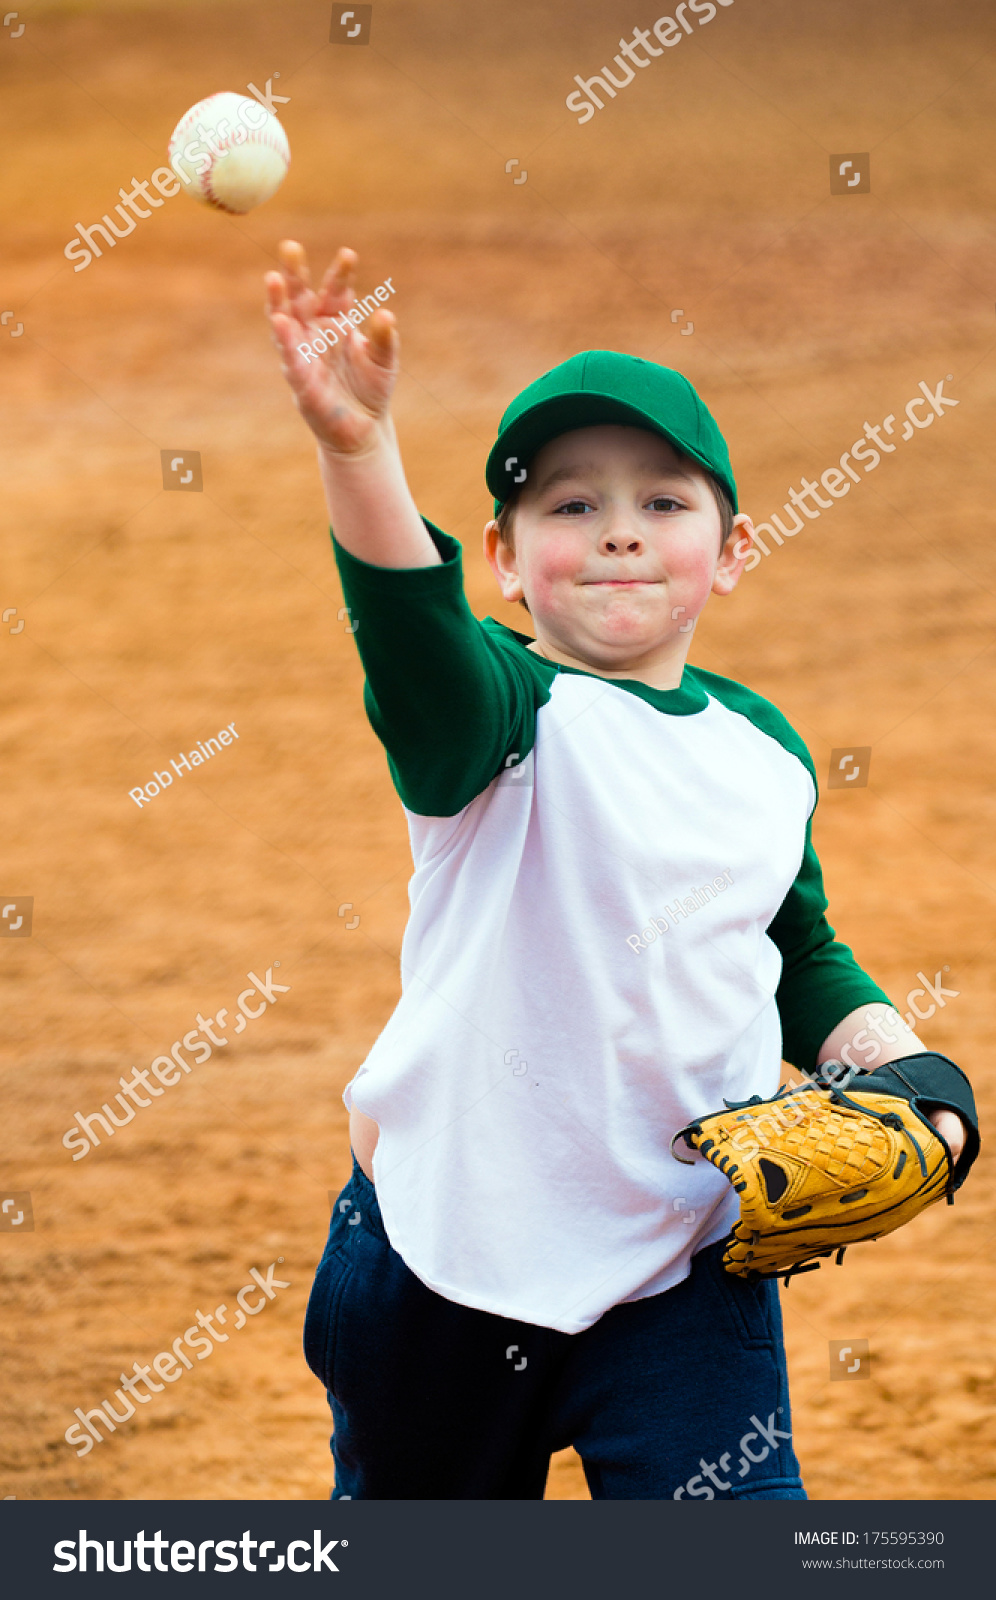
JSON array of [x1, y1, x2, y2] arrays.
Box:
[[672, 1054, 979, 1283]]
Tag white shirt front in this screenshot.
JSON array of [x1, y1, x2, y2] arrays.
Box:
[[344, 673, 814, 1332]]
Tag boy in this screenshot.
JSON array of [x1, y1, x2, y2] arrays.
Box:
[[265, 242, 974, 1500]]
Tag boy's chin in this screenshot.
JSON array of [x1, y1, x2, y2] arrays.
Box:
[[555, 621, 677, 670], [584, 608, 673, 651]]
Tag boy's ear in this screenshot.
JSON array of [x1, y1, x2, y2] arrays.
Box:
[[712, 513, 756, 598], [484, 519, 525, 606]]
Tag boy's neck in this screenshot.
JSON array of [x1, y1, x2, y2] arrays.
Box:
[[525, 636, 690, 692]]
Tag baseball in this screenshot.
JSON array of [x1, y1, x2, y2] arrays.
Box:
[[167, 92, 290, 215]]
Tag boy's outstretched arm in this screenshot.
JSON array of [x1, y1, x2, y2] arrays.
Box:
[[265, 240, 542, 818], [264, 240, 439, 570]]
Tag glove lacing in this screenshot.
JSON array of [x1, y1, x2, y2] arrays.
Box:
[[718, 1080, 929, 1177]]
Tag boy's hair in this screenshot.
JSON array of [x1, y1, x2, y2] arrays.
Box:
[[494, 467, 736, 613]]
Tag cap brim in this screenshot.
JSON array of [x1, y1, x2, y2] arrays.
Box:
[[485, 392, 737, 512]]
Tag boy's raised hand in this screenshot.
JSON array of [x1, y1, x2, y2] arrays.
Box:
[[264, 241, 398, 457]]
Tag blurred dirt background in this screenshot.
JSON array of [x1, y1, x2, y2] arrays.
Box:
[[1, 0, 994, 1501]]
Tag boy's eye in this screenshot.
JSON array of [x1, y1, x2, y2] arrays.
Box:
[[553, 498, 593, 516], [647, 495, 684, 513]]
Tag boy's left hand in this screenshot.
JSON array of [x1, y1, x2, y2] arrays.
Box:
[[675, 1058, 978, 1282], [929, 1107, 966, 1162]]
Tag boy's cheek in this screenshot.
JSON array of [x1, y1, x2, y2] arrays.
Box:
[[673, 533, 722, 580], [521, 574, 563, 620], [534, 531, 585, 578], [521, 542, 584, 608], [677, 548, 724, 607]]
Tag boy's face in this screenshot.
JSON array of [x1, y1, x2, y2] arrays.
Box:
[[484, 425, 753, 683]]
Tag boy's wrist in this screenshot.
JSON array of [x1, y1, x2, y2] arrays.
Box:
[[317, 423, 439, 569], [316, 416, 396, 469]]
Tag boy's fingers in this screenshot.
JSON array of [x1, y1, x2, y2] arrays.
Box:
[[264, 270, 289, 316], [320, 246, 358, 296], [265, 274, 309, 343], [929, 1107, 966, 1162], [316, 246, 358, 316], [364, 310, 397, 370], [267, 309, 302, 366], [277, 238, 311, 290], [269, 310, 319, 379], [276, 239, 317, 323]]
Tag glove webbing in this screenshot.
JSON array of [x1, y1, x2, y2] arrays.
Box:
[[698, 1081, 935, 1284], [720, 1079, 929, 1178]]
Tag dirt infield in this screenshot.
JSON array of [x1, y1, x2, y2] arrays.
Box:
[[1, 0, 994, 1501]]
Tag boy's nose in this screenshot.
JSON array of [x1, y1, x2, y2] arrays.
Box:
[[599, 521, 644, 556]]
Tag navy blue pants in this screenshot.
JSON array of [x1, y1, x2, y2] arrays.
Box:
[[304, 1154, 806, 1500]]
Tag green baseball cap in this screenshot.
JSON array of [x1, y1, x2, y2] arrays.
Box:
[[485, 349, 737, 515]]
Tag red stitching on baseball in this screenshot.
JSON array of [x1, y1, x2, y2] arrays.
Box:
[[169, 98, 289, 212]]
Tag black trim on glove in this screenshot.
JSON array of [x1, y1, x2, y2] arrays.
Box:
[[812, 1052, 980, 1191]]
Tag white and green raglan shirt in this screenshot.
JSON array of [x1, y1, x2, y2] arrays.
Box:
[[333, 520, 891, 1334]]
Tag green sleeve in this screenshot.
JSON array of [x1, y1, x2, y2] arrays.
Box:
[[331, 519, 550, 817], [768, 817, 893, 1071], [686, 664, 894, 1070]]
